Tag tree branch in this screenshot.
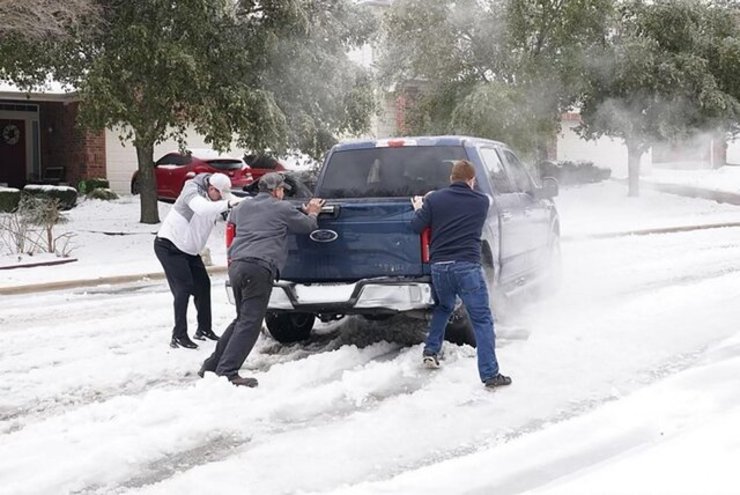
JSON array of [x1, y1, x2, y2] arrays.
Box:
[[0, 0, 99, 39]]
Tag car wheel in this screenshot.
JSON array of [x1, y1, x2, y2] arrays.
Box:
[[265, 312, 315, 343]]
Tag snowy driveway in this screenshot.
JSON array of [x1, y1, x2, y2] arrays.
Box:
[[1, 183, 740, 494]]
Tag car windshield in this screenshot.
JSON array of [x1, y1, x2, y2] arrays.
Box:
[[206, 159, 243, 171], [317, 146, 468, 198]]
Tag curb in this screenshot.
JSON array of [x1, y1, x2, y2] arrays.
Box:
[[0, 266, 228, 296], [562, 221, 740, 242], [611, 177, 740, 205], [645, 182, 740, 205]]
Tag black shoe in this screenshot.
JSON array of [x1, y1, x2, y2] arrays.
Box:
[[170, 335, 199, 349], [194, 328, 220, 341], [484, 373, 512, 388], [228, 374, 259, 388], [422, 352, 440, 369]]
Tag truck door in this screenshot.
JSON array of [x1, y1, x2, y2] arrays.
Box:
[[478, 147, 529, 283], [500, 149, 551, 272]]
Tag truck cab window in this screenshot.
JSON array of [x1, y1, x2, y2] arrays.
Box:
[[502, 150, 533, 193], [318, 146, 467, 198], [479, 147, 515, 194]]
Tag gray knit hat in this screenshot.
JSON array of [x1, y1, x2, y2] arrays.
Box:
[[258, 172, 292, 192]]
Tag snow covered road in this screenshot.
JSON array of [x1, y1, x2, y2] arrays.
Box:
[[2, 183, 740, 494]]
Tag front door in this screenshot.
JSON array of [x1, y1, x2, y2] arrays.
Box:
[[0, 119, 26, 188]]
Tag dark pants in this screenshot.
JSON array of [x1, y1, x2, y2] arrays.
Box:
[[154, 237, 212, 339], [202, 259, 274, 378]]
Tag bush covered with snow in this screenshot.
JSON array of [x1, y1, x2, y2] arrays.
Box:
[[77, 178, 110, 195], [0, 186, 21, 212], [23, 184, 77, 210], [537, 160, 611, 185], [85, 188, 119, 201]]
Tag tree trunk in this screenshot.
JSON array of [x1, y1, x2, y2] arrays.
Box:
[[135, 140, 159, 224], [626, 140, 642, 197]]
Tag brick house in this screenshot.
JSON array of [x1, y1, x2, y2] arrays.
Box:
[[0, 83, 235, 194], [0, 84, 106, 190]]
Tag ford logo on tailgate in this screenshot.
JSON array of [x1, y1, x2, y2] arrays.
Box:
[[310, 229, 339, 243]]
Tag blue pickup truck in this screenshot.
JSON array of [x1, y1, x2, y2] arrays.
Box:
[[230, 135, 560, 345]]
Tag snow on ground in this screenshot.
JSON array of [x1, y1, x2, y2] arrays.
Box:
[[646, 165, 740, 195], [1, 175, 740, 494], [0, 198, 227, 288]]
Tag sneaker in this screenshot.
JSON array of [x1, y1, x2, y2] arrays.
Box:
[[228, 374, 259, 388], [194, 328, 220, 341], [170, 335, 198, 349], [484, 373, 512, 388], [422, 353, 440, 369]]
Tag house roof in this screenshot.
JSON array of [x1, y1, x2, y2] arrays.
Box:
[[0, 81, 78, 103]]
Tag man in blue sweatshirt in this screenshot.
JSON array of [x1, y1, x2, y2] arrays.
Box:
[[410, 160, 511, 388]]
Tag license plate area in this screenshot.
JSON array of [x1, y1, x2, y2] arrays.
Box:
[[293, 284, 356, 304]]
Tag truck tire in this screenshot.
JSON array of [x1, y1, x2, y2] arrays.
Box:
[[265, 312, 315, 343], [445, 306, 476, 347]]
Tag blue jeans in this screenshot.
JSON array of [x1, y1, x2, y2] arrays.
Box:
[[424, 261, 499, 382]]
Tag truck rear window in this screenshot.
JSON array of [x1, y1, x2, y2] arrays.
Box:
[[317, 146, 468, 198]]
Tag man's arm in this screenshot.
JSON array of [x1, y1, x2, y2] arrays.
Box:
[[284, 198, 323, 234], [188, 195, 230, 218], [409, 197, 431, 234]]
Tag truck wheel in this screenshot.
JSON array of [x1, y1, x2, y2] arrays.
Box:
[[445, 306, 476, 347], [130, 176, 140, 195], [265, 312, 315, 343]]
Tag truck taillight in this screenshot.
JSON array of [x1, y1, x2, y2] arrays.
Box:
[[226, 222, 236, 249], [421, 227, 431, 263]]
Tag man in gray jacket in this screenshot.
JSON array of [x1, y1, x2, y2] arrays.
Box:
[[199, 172, 325, 387], [155, 172, 241, 349]]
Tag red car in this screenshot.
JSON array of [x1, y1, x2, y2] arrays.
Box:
[[243, 153, 287, 180], [130, 149, 254, 202]]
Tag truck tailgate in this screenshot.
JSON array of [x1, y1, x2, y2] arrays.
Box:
[[281, 200, 423, 282]]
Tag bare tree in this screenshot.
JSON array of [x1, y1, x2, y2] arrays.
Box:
[[0, 0, 99, 39]]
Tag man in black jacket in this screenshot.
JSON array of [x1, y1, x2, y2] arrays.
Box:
[[199, 173, 325, 387], [410, 160, 511, 388]]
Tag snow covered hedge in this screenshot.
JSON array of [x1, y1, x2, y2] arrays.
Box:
[[0, 186, 21, 213], [23, 184, 77, 210], [537, 160, 611, 185], [77, 178, 110, 195]]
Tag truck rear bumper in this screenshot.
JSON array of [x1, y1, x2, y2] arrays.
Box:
[[226, 277, 434, 313]]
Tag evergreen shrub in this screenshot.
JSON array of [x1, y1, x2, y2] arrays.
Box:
[[23, 185, 78, 210]]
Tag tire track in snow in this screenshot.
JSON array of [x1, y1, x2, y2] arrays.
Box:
[[0, 339, 450, 495]]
